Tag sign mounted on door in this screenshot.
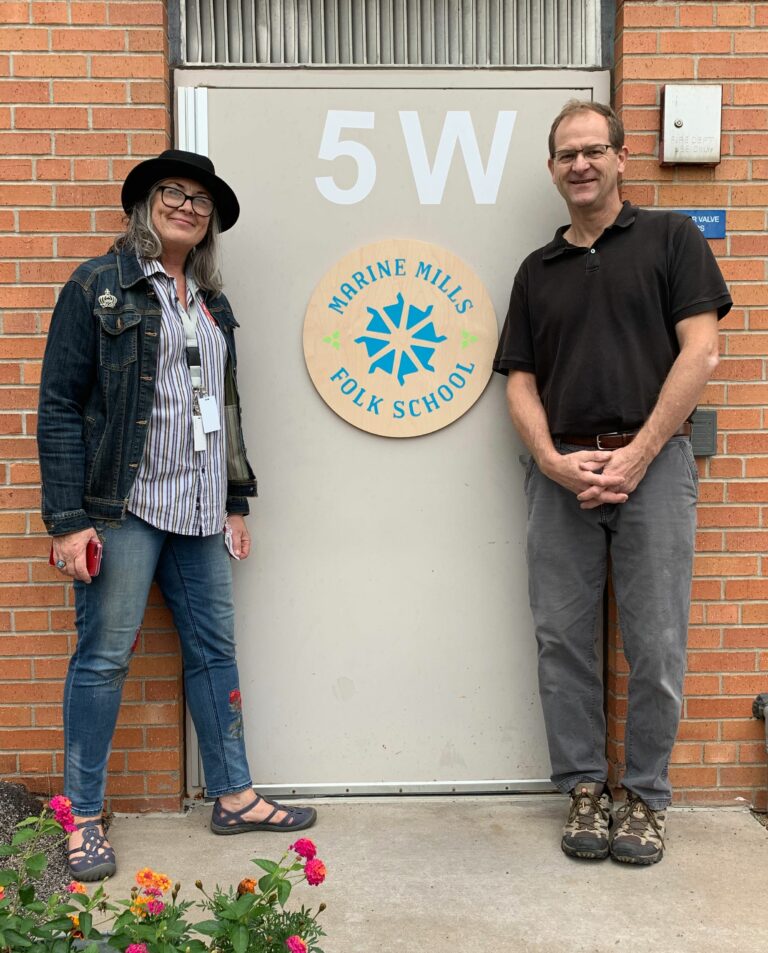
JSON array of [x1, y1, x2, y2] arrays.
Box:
[[303, 239, 497, 438]]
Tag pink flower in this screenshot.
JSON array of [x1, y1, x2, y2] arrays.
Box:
[[285, 938, 307, 953], [289, 838, 317, 860], [126, 945, 148, 953], [304, 858, 327, 886], [66, 882, 88, 894], [143, 886, 162, 898], [146, 900, 165, 916], [229, 689, 241, 708], [0, 885, 5, 901], [49, 795, 76, 833]]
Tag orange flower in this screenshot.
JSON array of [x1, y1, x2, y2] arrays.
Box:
[[237, 878, 257, 896], [135, 868, 156, 888], [66, 882, 88, 895], [152, 872, 172, 893]]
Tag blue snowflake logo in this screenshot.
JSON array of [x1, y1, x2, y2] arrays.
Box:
[[354, 293, 447, 387]]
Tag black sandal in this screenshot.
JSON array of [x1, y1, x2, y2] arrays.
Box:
[[210, 793, 317, 835], [67, 820, 117, 882]]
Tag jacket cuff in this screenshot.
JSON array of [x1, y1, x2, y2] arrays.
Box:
[[225, 495, 250, 517], [44, 509, 93, 536]]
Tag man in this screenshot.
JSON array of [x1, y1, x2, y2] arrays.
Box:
[[493, 101, 731, 865]]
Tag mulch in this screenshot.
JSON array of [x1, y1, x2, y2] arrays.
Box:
[[0, 781, 71, 902]]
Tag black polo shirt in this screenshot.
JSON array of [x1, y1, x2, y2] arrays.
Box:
[[493, 202, 732, 436]]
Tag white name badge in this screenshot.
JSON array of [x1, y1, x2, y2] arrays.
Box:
[[192, 414, 206, 452], [198, 395, 221, 433]]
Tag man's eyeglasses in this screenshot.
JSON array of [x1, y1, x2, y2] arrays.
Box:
[[158, 185, 215, 217], [552, 144, 617, 166]]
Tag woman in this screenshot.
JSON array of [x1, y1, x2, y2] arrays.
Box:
[[37, 150, 316, 883]]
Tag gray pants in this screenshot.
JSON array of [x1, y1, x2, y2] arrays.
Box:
[[525, 437, 698, 809]]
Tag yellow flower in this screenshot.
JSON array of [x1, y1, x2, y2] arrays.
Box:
[[130, 895, 149, 918]]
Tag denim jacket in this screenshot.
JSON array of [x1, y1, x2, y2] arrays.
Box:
[[38, 247, 257, 536]]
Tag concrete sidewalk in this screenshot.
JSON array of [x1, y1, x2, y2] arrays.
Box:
[[106, 796, 768, 953]]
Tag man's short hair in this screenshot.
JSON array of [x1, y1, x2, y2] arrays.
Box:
[[548, 100, 625, 158]]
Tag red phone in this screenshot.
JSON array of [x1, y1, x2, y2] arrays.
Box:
[[49, 538, 103, 576]]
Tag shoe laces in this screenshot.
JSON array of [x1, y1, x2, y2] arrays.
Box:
[[568, 788, 608, 830], [620, 794, 665, 844]]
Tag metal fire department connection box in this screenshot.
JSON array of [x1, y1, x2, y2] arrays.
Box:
[[660, 85, 722, 166]]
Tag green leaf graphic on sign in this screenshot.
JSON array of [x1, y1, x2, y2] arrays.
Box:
[[323, 330, 340, 350], [461, 329, 478, 349]]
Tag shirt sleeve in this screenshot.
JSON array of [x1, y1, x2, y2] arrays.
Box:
[[492, 262, 536, 376], [668, 215, 732, 324]]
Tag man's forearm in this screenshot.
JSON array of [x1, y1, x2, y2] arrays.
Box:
[[505, 371, 558, 469], [631, 312, 720, 462]]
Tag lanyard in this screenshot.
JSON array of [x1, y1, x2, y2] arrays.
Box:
[[177, 275, 203, 392]]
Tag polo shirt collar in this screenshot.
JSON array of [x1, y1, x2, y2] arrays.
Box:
[[542, 201, 638, 260]]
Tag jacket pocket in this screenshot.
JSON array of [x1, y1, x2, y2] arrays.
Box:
[[98, 310, 141, 370]]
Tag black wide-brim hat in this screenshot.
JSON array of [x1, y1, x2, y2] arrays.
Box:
[[121, 149, 240, 232]]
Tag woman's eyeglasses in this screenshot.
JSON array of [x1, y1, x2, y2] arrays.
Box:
[[158, 185, 215, 217]]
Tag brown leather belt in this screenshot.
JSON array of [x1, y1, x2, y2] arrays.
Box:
[[558, 422, 692, 450]]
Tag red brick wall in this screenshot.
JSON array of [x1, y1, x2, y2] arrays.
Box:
[[609, 0, 768, 809], [1, 1, 766, 812], [0, 1, 183, 812]]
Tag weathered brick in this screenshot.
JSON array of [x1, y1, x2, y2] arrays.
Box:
[[51, 28, 125, 51], [660, 32, 731, 54], [54, 80, 126, 103], [69, 3, 108, 25], [0, 3, 29, 24], [31, 3, 69, 24], [91, 54, 164, 79], [13, 54, 88, 77], [0, 27, 49, 50], [699, 58, 768, 80], [92, 107, 166, 130], [16, 106, 89, 129], [680, 5, 714, 27], [108, 3, 165, 26], [54, 132, 129, 155]]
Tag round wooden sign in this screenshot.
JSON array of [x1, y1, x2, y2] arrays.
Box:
[[303, 239, 498, 438]]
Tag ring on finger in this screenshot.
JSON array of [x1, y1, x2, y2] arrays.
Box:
[[55, 559, 66, 570]]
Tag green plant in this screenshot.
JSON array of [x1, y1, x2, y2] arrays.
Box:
[[0, 800, 327, 953]]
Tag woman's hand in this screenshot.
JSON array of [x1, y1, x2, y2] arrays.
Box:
[[51, 527, 100, 583], [227, 515, 251, 560]]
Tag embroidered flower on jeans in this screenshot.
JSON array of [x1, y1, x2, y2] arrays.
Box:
[[289, 837, 317, 860], [304, 858, 327, 886], [228, 688, 243, 738]]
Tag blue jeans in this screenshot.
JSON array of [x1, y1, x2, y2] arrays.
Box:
[[64, 513, 252, 816], [524, 437, 698, 810]]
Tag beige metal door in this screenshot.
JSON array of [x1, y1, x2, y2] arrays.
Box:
[[179, 69, 609, 794]]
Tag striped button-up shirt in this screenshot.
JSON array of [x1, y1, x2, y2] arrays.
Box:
[[128, 257, 227, 536]]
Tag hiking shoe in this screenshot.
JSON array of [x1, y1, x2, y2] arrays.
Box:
[[610, 793, 666, 865], [561, 782, 612, 860]]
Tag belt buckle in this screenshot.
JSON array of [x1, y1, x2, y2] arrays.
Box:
[[595, 431, 620, 450]]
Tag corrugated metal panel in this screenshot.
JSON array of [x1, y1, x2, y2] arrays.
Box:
[[181, 0, 602, 66]]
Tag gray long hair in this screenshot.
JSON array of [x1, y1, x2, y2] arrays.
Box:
[[114, 183, 224, 294]]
